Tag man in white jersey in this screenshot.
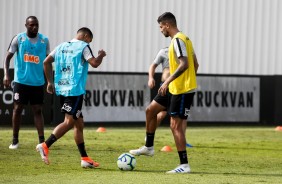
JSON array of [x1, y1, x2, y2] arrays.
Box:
[[130, 48, 170, 156], [3, 16, 50, 149], [147, 47, 170, 128]]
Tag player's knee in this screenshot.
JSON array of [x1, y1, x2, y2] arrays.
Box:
[[13, 105, 24, 115], [170, 118, 182, 130], [145, 106, 152, 115], [157, 111, 166, 120], [74, 123, 84, 132], [32, 107, 43, 115]]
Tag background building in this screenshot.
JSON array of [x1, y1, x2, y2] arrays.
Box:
[[0, 0, 281, 125], [0, 0, 281, 74]]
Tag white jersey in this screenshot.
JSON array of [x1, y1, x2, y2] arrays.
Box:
[[153, 47, 169, 71], [49, 39, 93, 61], [8, 33, 50, 54]]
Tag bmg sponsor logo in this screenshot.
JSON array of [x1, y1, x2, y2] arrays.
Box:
[[24, 54, 40, 64]]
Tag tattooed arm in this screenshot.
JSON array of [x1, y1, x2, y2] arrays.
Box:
[[158, 56, 188, 96]]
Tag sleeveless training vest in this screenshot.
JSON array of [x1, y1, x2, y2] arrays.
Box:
[[168, 32, 197, 94], [54, 40, 89, 96], [15, 32, 48, 86]]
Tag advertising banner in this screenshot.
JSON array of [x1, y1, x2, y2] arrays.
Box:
[[0, 83, 15, 123], [0, 69, 52, 125], [1, 69, 13, 124], [190, 76, 260, 122], [0, 70, 262, 124], [82, 73, 150, 122]]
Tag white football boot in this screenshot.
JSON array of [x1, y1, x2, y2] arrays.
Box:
[[9, 143, 19, 149], [129, 146, 154, 156], [166, 164, 191, 174]]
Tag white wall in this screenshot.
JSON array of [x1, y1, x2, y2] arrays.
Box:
[[0, 0, 281, 74]]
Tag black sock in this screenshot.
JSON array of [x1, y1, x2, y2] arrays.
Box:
[[45, 134, 57, 148], [39, 135, 45, 143], [178, 150, 188, 164], [12, 134, 19, 144], [77, 142, 88, 157], [145, 132, 155, 147]]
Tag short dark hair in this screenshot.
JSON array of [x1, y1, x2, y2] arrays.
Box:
[[77, 27, 93, 38], [26, 16, 38, 23], [157, 12, 177, 27]]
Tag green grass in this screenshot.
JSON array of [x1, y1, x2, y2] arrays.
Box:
[[0, 126, 282, 184]]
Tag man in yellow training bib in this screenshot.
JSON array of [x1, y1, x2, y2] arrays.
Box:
[[157, 12, 199, 174]]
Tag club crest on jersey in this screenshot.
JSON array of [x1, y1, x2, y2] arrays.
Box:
[[19, 37, 26, 42], [24, 54, 40, 64], [14, 93, 19, 100], [62, 103, 72, 112]]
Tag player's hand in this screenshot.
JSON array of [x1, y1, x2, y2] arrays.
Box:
[[3, 75, 11, 89], [46, 83, 55, 94], [158, 82, 168, 96], [148, 78, 155, 89], [98, 49, 106, 58]]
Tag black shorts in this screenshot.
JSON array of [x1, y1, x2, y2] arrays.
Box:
[[60, 95, 84, 120], [153, 92, 171, 111], [13, 82, 44, 105], [169, 92, 195, 119]]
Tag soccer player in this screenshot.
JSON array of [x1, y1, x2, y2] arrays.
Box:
[[129, 47, 195, 157], [129, 47, 170, 157], [157, 12, 198, 173], [147, 47, 171, 131], [3, 16, 50, 149], [36, 27, 106, 168]]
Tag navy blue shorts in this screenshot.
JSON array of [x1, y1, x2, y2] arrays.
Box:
[[60, 95, 84, 120], [169, 92, 195, 119], [153, 92, 171, 111], [13, 82, 44, 105]]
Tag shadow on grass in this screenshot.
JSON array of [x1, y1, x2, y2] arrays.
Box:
[[85, 168, 282, 177], [192, 171, 282, 177], [194, 146, 282, 151], [90, 167, 167, 173]]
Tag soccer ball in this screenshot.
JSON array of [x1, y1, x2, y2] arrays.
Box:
[[117, 153, 136, 171]]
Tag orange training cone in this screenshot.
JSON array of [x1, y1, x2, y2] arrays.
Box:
[[275, 126, 282, 131], [161, 145, 173, 152], [96, 127, 106, 132]]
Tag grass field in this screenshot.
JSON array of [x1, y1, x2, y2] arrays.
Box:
[[0, 126, 282, 184]]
